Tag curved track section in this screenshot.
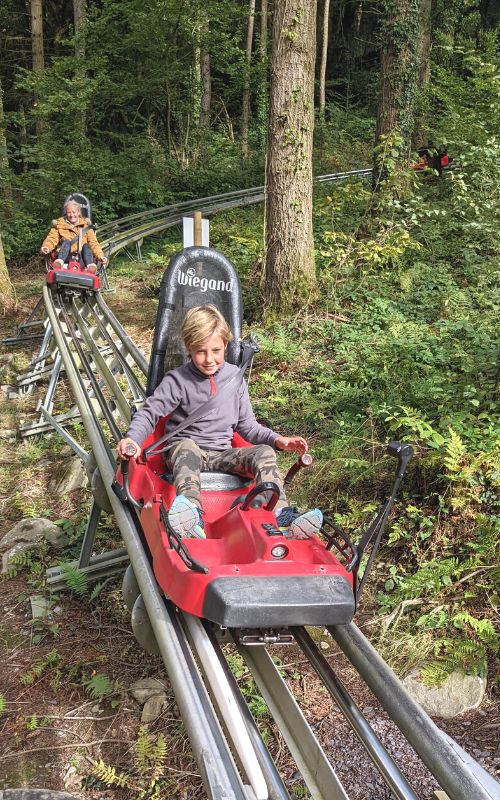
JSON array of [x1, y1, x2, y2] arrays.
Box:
[[97, 169, 372, 260], [41, 284, 500, 800]]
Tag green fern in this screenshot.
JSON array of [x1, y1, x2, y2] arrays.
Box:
[[135, 725, 167, 780], [453, 611, 499, 647], [136, 725, 153, 775], [420, 661, 451, 686], [61, 563, 88, 596], [84, 672, 114, 699], [443, 427, 466, 475], [5, 549, 36, 578], [150, 733, 167, 781], [20, 649, 60, 686], [0, 693, 5, 714], [93, 759, 129, 788]]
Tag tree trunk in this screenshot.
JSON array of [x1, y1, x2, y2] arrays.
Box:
[[200, 18, 211, 131], [19, 103, 28, 173], [30, 0, 45, 137], [241, 0, 256, 160], [0, 77, 12, 203], [319, 0, 331, 116], [264, 0, 317, 312], [374, 0, 421, 169], [0, 231, 15, 313], [412, 0, 432, 150], [260, 0, 268, 59], [73, 0, 87, 137]]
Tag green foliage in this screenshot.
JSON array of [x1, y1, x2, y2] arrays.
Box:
[[91, 726, 168, 793], [0, 693, 5, 715], [60, 563, 88, 596], [135, 725, 168, 780], [20, 649, 60, 686], [83, 672, 115, 699], [92, 759, 129, 789]]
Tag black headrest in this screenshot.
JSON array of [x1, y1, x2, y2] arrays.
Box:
[[64, 192, 92, 221], [146, 247, 243, 395]]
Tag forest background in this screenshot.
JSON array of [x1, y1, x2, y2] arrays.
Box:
[[0, 0, 499, 695]]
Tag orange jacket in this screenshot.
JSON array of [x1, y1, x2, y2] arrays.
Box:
[[42, 216, 105, 261]]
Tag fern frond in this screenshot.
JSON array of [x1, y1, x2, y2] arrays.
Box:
[[84, 672, 114, 699], [136, 725, 153, 774], [444, 427, 466, 474], [150, 733, 167, 780], [93, 758, 129, 788], [61, 563, 88, 596]]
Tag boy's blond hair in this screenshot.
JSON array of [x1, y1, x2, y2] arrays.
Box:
[[182, 305, 233, 351]]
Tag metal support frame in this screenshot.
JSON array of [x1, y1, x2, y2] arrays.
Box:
[[2, 296, 46, 345]]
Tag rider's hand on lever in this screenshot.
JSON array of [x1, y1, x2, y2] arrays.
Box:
[[41, 246, 50, 255], [275, 436, 308, 455], [117, 438, 141, 459]]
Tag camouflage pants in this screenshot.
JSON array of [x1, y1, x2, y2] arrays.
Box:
[[164, 438, 287, 511]]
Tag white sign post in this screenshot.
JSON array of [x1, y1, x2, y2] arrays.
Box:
[[183, 214, 210, 247]]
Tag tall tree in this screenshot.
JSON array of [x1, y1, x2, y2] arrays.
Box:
[[73, 0, 87, 137], [0, 230, 14, 312], [374, 0, 421, 174], [260, 0, 268, 59], [264, 0, 317, 311], [0, 76, 12, 202], [241, 0, 256, 160], [319, 0, 331, 116], [200, 16, 211, 131], [412, 0, 432, 149], [30, 0, 45, 137]]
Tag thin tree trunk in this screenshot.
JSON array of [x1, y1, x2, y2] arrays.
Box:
[[19, 103, 28, 172], [241, 0, 256, 160], [0, 77, 12, 202], [30, 0, 45, 137], [73, 0, 86, 136], [319, 0, 331, 116], [260, 0, 268, 59], [412, 0, 432, 149], [200, 18, 211, 131], [0, 231, 15, 313], [264, 0, 317, 312]]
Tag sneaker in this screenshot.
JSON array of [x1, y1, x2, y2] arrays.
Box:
[[276, 506, 323, 540], [167, 495, 205, 539], [87, 263, 97, 274], [53, 258, 64, 268]]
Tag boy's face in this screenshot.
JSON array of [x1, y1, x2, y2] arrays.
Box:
[[65, 204, 80, 224], [189, 333, 226, 377]]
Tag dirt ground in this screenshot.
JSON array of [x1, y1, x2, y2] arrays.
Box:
[[0, 262, 498, 799]]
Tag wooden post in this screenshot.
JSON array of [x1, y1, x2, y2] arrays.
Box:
[[193, 211, 203, 246]]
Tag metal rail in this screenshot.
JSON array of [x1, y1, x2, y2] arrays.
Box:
[[97, 169, 372, 258], [34, 283, 500, 800]]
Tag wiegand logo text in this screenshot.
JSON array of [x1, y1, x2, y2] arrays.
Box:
[[177, 267, 234, 293]]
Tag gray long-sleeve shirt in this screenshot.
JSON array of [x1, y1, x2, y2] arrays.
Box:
[[127, 360, 279, 451]]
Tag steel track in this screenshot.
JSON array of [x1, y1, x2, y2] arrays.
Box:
[[40, 285, 499, 800], [97, 169, 373, 259]]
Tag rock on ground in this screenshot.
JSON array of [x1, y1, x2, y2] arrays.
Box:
[[0, 518, 65, 574], [403, 669, 487, 719]]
